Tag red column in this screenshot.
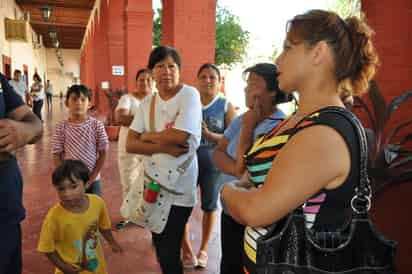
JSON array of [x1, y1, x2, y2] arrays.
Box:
[[108, 0, 126, 90], [162, 0, 216, 86], [124, 0, 153, 92], [362, 1, 412, 273], [80, 51, 86, 87], [90, 27, 96, 103], [361, 0, 412, 129], [93, 1, 111, 114]]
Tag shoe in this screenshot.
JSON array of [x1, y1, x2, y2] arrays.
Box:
[[197, 250, 208, 268], [131, 218, 146, 228], [182, 254, 198, 269], [115, 220, 129, 230]]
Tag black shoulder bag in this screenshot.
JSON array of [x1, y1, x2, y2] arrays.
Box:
[[255, 107, 397, 274]]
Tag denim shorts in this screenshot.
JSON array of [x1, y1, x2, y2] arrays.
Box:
[[86, 179, 102, 196], [197, 147, 221, 212]]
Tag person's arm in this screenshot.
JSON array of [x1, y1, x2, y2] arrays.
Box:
[[53, 153, 63, 168], [141, 87, 202, 146], [87, 150, 107, 186], [140, 128, 190, 146], [51, 122, 65, 168], [126, 129, 188, 157], [234, 111, 258, 177], [224, 102, 237, 128], [100, 229, 123, 253], [0, 105, 42, 153], [221, 125, 351, 227], [212, 137, 240, 177], [235, 98, 268, 176], [115, 108, 134, 127], [45, 252, 83, 274], [86, 121, 109, 185], [202, 121, 224, 144]]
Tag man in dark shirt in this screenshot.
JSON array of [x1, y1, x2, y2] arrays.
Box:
[[0, 72, 42, 273]]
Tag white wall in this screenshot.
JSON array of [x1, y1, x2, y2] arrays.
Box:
[[46, 49, 81, 96], [0, 0, 47, 86]]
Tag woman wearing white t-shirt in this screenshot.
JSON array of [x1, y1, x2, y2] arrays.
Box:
[[115, 68, 152, 229], [127, 46, 202, 274]]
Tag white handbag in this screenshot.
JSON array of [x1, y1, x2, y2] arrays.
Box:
[[119, 163, 145, 223]]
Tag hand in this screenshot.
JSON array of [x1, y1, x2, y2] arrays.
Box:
[[201, 121, 210, 137], [243, 96, 265, 128], [0, 119, 27, 153], [164, 144, 189, 157], [110, 241, 123, 253], [62, 264, 83, 274], [235, 178, 254, 189]]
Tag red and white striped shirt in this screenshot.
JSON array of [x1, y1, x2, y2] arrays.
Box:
[[52, 117, 109, 177]]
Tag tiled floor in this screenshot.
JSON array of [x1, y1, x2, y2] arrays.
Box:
[[19, 99, 221, 274]]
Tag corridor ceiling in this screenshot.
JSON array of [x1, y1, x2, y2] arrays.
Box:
[[16, 0, 95, 49]]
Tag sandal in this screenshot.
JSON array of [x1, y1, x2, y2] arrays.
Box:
[[197, 250, 208, 268], [115, 220, 129, 230], [182, 254, 198, 269]]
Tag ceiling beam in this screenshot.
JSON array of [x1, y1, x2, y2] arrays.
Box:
[[31, 20, 86, 28], [15, 0, 94, 9]]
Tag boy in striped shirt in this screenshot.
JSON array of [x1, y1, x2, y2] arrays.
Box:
[[52, 85, 109, 196]]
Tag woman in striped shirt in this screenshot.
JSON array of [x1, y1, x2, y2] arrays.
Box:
[[221, 9, 379, 273]]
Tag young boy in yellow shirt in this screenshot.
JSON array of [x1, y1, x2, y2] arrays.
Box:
[[38, 160, 122, 273]]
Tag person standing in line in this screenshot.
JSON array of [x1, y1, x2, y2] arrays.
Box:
[[52, 85, 109, 196], [221, 10, 379, 274], [213, 63, 288, 274], [45, 80, 54, 110], [0, 72, 43, 274], [116, 68, 153, 229], [8, 70, 29, 105], [37, 160, 122, 273], [30, 73, 44, 121], [127, 46, 202, 274], [181, 63, 237, 269]]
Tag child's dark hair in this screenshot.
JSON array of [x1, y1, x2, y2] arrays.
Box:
[[52, 160, 90, 187], [135, 68, 151, 82], [66, 84, 92, 101], [197, 63, 221, 80], [243, 63, 293, 105]]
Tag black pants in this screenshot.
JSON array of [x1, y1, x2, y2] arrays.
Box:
[[32, 100, 43, 120], [0, 224, 22, 274], [220, 212, 245, 274], [152, 205, 193, 274], [46, 94, 52, 108]]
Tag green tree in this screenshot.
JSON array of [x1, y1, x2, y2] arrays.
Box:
[[328, 0, 361, 18], [153, 8, 162, 47], [215, 5, 249, 66], [152, 5, 249, 66]]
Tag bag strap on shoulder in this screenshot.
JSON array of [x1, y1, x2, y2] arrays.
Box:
[[148, 92, 194, 174], [149, 93, 156, 132], [316, 107, 371, 213]]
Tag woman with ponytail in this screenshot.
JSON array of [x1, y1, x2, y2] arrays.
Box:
[[220, 10, 379, 273]]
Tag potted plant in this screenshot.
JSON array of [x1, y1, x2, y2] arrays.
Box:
[[353, 80, 412, 195], [353, 81, 412, 273], [104, 88, 126, 141]]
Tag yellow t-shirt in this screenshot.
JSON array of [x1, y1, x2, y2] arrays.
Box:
[[37, 194, 112, 274]]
